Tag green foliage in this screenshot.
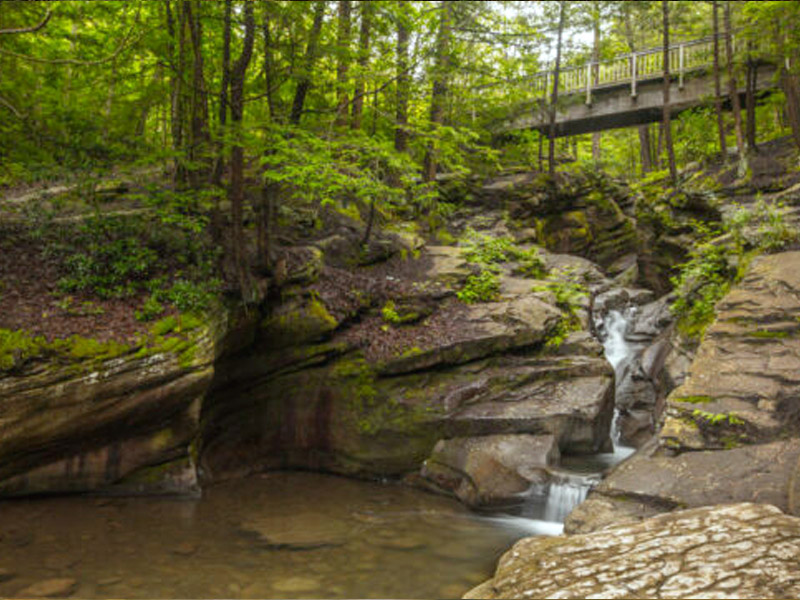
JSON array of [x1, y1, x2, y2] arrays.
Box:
[[0, 328, 129, 372], [135, 295, 165, 322], [534, 269, 588, 348], [458, 270, 501, 304], [381, 301, 402, 324], [670, 244, 736, 340], [460, 229, 547, 278], [676, 395, 714, 404], [692, 409, 745, 427], [728, 199, 800, 253]]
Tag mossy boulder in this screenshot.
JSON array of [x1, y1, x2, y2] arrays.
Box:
[[260, 296, 339, 348], [0, 312, 224, 496]]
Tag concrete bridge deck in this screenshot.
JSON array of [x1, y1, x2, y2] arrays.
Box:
[[489, 34, 777, 137]]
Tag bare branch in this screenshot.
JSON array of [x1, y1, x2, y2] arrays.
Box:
[[0, 94, 26, 119], [0, 9, 53, 36]]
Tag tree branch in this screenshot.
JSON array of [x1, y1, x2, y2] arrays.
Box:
[[0, 10, 52, 35]]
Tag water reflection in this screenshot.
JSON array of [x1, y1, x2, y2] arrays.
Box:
[[0, 472, 540, 599]]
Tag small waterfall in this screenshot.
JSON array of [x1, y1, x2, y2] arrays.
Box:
[[519, 472, 599, 529], [603, 308, 634, 372], [600, 308, 638, 460], [542, 473, 596, 523]]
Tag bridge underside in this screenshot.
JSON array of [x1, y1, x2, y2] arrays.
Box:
[[501, 65, 778, 138]]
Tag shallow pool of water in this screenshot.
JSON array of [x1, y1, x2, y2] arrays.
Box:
[[0, 472, 546, 599]]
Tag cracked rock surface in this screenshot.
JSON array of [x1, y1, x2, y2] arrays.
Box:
[[465, 503, 800, 599]]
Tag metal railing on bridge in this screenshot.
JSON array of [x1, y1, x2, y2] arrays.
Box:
[[476, 32, 765, 108]]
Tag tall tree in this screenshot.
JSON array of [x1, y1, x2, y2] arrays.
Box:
[[548, 0, 566, 177], [724, 0, 746, 174], [423, 0, 454, 182], [661, 0, 678, 184], [350, 1, 372, 131], [211, 0, 232, 188], [334, 0, 352, 128], [712, 0, 727, 158], [228, 0, 256, 299], [394, 1, 411, 153], [745, 41, 758, 152], [289, 1, 325, 126]]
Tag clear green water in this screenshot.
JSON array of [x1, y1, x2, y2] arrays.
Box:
[[0, 472, 543, 599]]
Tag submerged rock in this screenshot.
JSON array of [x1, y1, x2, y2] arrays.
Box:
[[16, 578, 78, 598], [467, 503, 800, 599]]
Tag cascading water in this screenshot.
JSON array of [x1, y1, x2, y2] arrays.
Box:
[[514, 306, 640, 533], [600, 308, 638, 458]]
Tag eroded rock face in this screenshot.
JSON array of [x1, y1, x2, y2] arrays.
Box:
[[201, 236, 616, 484], [0, 315, 229, 496], [466, 503, 800, 599], [568, 252, 800, 533]]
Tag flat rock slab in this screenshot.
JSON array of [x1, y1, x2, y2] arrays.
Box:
[[238, 513, 352, 549], [467, 503, 800, 599], [16, 578, 78, 598], [381, 295, 560, 375], [566, 439, 800, 534], [449, 374, 614, 454], [421, 434, 559, 507]]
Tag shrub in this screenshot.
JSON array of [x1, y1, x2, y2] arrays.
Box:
[[458, 270, 501, 304]]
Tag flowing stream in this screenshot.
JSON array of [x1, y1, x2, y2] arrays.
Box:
[[0, 472, 543, 599], [0, 309, 643, 599], [516, 307, 638, 532]]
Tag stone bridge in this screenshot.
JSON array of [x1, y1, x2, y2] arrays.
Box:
[[491, 34, 778, 137]]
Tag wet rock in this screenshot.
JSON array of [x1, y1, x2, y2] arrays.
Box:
[[239, 513, 352, 549], [43, 554, 80, 571], [170, 542, 198, 556], [421, 434, 559, 507], [0, 569, 15, 583], [467, 503, 800, 599], [567, 438, 800, 534], [270, 576, 321, 594], [571, 252, 800, 532], [16, 578, 78, 598]]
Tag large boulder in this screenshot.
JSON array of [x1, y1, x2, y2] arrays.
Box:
[[0, 311, 232, 496], [467, 503, 800, 599], [420, 434, 559, 507]]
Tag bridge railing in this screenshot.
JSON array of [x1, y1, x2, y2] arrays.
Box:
[[476, 33, 764, 107]]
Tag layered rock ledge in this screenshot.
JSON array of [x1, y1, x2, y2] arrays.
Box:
[[467, 503, 800, 599]]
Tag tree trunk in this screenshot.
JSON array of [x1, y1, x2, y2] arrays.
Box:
[[228, 1, 256, 300], [712, 1, 727, 158], [423, 0, 453, 183], [185, 0, 210, 188], [591, 10, 601, 163], [662, 0, 678, 184], [334, 0, 352, 128], [724, 0, 747, 175], [638, 125, 652, 175], [394, 2, 410, 153], [262, 9, 277, 121], [351, 1, 371, 130], [211, 0, 231, 189], [548, 1, 566, 178], [290, 1, 325, 126], [745, 47, 757, 152]]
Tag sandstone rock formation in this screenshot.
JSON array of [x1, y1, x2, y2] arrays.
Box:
[[467, 503, 800, 599]]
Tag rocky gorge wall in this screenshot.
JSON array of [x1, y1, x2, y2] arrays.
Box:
[[0, 170, 667, 502]]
